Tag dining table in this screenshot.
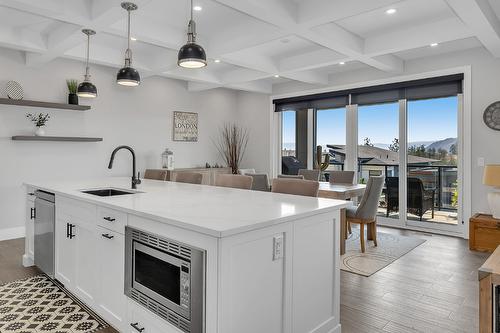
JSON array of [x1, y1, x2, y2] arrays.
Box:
[[318, 182, 366, 255]]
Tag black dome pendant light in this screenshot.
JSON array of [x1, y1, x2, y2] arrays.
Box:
[[77, 29, 97, 98], [117, 2, 140, 86], [178, 0, 207, 69]]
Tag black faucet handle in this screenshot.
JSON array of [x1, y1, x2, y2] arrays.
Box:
[[136, 172, 141, 184]]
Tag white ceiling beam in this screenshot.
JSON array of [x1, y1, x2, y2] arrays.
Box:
[[282, 70, 329, 85], [278, 49, 346, 73], [446, 0, 500, 57], [187, 82, 222, 92], [224, 80, 273, 94], [220, 68, 270, 84]]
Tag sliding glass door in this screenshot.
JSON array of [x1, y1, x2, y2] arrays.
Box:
[[406, 96, 460, 231], [315, 107, 346, 179]]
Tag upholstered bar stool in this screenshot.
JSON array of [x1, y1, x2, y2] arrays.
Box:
[[144, 169, 167, 181], [215, 174, 253, 190], [271, 178, 319, 197], [175, 172, 203, 185]]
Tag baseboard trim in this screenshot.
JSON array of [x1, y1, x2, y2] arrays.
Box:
[[311, 317, 340, 333], [329, 324, 341, 333], [0, 226, 25, 241], [22, 254, 34, 267]]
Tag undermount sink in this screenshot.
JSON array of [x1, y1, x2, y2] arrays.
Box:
[[81, 188, 140, 197]]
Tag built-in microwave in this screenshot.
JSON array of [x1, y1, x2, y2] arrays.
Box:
[[125, 227, 206, 333]]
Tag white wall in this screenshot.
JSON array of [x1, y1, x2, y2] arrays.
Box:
[[239, 47, 500, 219], [236, 91, 272, 175], [0, 48, 238, 234]]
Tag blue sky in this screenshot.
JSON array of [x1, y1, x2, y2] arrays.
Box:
[[283, 96, 458, 147]]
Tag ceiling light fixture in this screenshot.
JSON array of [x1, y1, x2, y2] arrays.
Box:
[[430, 43, 439, 47], [385, 8, 396, 15], [117, 2, 140, 87], [214, 59, 221, 63], [274, 74, 280, 78], [178, 0, 207, 69], [130, 37, 137, 41], [77, 29, 97, 98], [193, 5, 202, 11], [339, 61, 345, 65]]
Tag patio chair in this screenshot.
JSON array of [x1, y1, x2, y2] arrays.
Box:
[[248, 173, 270, 191], [329, 171, 355, 184], [386, 177, 435, 221]]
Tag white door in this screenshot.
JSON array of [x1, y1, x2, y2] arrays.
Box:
[[96, 227, 126, 331], [73, 217, 98, 307], [55, 215, 76, 287]]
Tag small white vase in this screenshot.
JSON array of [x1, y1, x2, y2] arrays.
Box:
[[34, 127, 45, 136]]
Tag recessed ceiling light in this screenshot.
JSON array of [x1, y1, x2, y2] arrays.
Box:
[[274, 74, 280, 78], [193, 5, 202, 11], [339, 61, 345, 65], [385, 8, 396, 15], [430, 43, 439, 47], [130, 37, 137, 41], [214, 59, 221, 63]]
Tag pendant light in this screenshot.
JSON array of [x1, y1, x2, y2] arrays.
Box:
[[117, 2, 140, 86], [178, 0, 207, 69], [77, 29, 97, 98]]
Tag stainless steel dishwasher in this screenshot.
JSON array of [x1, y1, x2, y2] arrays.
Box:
[[34, 190, 55, 277]]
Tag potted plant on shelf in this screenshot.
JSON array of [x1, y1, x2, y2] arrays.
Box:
[[214, 123, 249, 174], [26, 113, 50, 136], [66, 79, 79, 105]]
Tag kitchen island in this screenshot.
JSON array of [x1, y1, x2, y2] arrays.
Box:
[[24, 177, 350, 333]]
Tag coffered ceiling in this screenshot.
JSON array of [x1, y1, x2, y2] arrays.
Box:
[[0, 0, 499, 94]]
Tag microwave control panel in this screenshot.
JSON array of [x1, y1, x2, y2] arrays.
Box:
[[180, 263, 190, 309]]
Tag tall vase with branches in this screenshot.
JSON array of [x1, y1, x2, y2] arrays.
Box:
[[214, 123, 249, 174]]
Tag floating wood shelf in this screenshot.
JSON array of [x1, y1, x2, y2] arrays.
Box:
[[12, 136, 102, 142], [0, 98, 90, 111]]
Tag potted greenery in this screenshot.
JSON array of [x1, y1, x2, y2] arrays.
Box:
[[26, 113, 50, 136], [66, 79, 79, 105]]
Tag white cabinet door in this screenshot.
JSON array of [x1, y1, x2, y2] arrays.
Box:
[[72, 218, 98, 307], [55, 215, 76, 288], [96, 227, 126, 331]]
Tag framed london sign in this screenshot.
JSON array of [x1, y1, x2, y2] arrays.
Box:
[[173, 111, 198, 142]]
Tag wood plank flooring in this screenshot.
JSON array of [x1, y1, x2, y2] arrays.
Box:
[[341, 226, 489, 333], [0, 227, 490, 333]]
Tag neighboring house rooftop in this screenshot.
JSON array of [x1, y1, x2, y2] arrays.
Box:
[[326, 144, 437, 165]]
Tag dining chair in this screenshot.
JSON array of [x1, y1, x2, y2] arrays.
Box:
[[329, 171, 355, 184], [215, 174, 253, 190], [271, 178, 319, 197], [144, 169, 167, 181], [277, 174, 305, 180], [248, 173, 270, 191], [298, 169, 320, 181], [238, 168, 256, 175], [346, 175, 385, 253], [174, 172, 203, 185]]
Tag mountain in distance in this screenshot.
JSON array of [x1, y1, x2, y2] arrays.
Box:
[[374, 141, 433, 150], [426, 137, 457, 152]]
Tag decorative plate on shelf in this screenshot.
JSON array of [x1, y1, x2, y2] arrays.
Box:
[[6, 80, 23, 100], [484, 101, 500, 131]]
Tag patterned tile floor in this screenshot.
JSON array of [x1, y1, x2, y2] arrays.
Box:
[[0, 275, 107, 332]]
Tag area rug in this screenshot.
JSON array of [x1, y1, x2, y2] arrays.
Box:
[[0, 275, 108, 332], [341, 229, 425, 277]]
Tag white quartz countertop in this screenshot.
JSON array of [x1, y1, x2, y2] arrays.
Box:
[[25, 177, 351, 238]]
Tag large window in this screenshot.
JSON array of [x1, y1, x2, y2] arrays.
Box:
[[281, 111, 296, 157], [315, 108, 346, 174], [358, 102, 400, 219]]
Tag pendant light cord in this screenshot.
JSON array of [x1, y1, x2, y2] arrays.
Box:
[[125, 8, 132, 66], [85, 33, 90, 80], [190, 0, 193, 21]]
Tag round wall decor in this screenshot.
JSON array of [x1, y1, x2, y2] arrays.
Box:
[[484, 101, 500, 131], [6, 81, 23, 100]]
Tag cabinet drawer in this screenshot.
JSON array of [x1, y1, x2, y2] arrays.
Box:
[[97, 206, 127, 234], [57, 196, 96, 223], [127, 300, 183, 333]]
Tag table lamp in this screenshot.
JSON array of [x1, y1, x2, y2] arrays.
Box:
[[483, 164, 500, 219]]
